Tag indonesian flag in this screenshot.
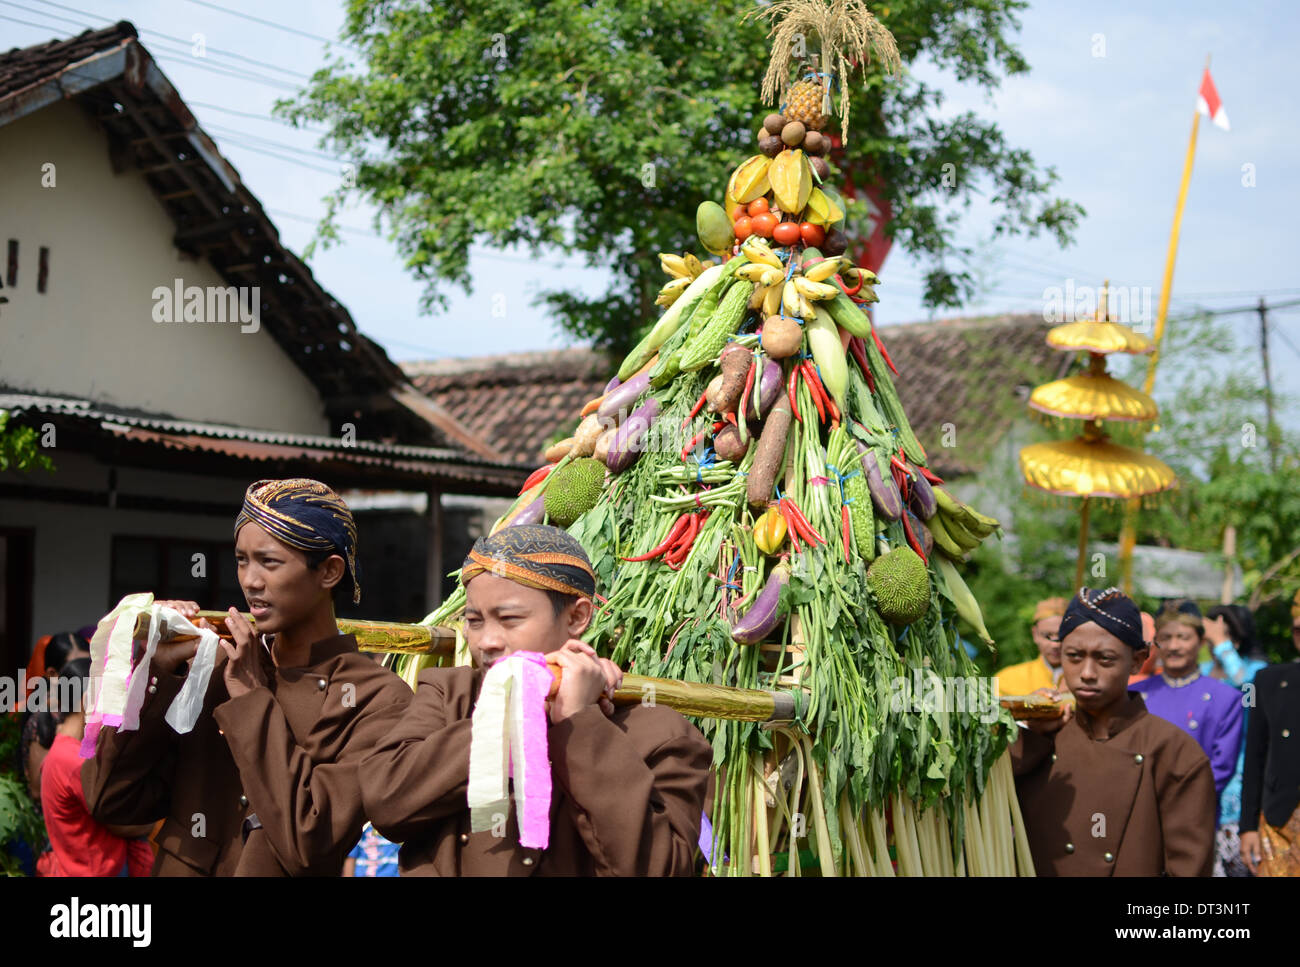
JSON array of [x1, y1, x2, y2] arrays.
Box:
[[1197, 68, 1229, 131]]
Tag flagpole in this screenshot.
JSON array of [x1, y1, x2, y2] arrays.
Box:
[[1119, 55, 1208, 594]]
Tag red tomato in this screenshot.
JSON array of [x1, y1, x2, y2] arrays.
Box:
[[772, 222, 802, 246], [733, 216, 754, 241], [799, 222, 826, 247], [728, 204, 746, 222], [750, 212, 778, 238], [747, 198, 770, 217]]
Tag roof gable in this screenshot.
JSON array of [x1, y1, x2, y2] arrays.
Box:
[[0, 22, 498, 458]]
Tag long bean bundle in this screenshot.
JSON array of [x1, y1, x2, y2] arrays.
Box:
[[398, 15, 1030, 875]]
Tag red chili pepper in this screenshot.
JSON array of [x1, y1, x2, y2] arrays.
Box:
[[680, 426, 710, 461], [802, 361, 827, 424], [518, 463, 555, 495], [826, 393, 841, 429], [849, 335, 870, 373], [741, 358, 756, 417], [851, 335, 877, 392], [841, 504, 852, 564], [836, 272, 863, 297], [622, 513, 692, 562], [901, 511, 928, 564], [782, 498, 826, 546], [687, 388, 709, 422], [787, 365, 803, 423], [892, 465, 910, 502], [665, 513, 703, 569], [918, 465, 945, 485], [774, 501, 802, 553], [871, 326, 899, 376]]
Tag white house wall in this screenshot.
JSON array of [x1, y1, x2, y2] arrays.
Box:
[[0, 100, 330, 435]]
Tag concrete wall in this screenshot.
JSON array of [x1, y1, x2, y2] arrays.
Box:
[[0, 100, 328, 434]]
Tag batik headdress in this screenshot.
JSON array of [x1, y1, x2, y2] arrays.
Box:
[[460, 524, 595, 600], [1059, 586, 1145, 651], [234, 478, 360, 604]]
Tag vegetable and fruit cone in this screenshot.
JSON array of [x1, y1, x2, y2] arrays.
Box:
[[417, 1, 1031, 876]]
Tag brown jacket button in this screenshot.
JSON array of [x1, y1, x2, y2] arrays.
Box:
[[317, 678, 328, 691], [521, 857, 534, 866], [460, 833, 470, 844], [239, 795, 248, 807]]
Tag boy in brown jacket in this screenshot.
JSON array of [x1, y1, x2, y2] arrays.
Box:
[[81, 478, 411, 875], [1012, 587, 1217, 876], [360, 524, 713, 875]]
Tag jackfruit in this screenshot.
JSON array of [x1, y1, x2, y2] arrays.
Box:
[[544, 457, 606, 527], [867, 547, 931, 626]]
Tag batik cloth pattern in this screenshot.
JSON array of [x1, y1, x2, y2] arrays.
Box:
[[235, 478, 361, 604], [461, 524, 595, 600]]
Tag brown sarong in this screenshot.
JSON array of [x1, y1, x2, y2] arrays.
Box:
[[1257, 807, 1300, 877]]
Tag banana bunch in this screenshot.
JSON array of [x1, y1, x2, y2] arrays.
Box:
[[927, 486, 1001, 561], [656, 252, 714, 307], [841, 266, 881, 304], [737, 238, 852, 321]]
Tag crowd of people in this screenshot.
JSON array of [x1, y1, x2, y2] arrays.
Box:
[[995, 589, 1300, 876], [5, 473, 1298, 878]]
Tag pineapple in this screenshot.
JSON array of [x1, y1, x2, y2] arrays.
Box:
[[785, 77, 828, 131]]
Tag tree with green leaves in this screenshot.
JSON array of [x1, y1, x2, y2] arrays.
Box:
[[280, 0, 1082, 354], [0, 411, 53, 474]]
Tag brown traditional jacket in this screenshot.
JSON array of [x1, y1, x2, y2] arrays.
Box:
[[360, 665, 713, 876], [80, 635, 410, 876], [1011, 691, 1217, 876]]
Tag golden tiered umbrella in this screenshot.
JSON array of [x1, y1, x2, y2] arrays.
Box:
[[1018, 283, 1177, 588]]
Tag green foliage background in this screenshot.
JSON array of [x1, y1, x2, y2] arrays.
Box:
[[279, 0, 1081, 354]]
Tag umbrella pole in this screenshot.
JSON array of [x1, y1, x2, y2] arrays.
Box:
[[1074, 497, 1091, 591]]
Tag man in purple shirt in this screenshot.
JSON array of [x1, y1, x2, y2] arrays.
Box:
[[1132, 603, 1243, 795]]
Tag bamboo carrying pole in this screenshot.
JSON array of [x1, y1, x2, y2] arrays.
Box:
[[134, 611, 1068, 723], [132, 610, 797, 723]]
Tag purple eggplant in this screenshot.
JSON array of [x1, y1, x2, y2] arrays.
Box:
[[606, 398, 661, 473], [603, 374, 621, 395], [598, 371, 650, 424], [908, 463, 937, 520], [745, 356, 783, 421], [506, 495, 546, 527], [731, 563, 790, 644], [857, 441, 903, 522]]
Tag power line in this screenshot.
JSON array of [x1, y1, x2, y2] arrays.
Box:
[[182, 0, 361, 54], [1272, 323, 1300, 360], [31, 0, 314, 78], [210, 135, 340, 174], [202, 121, 348, 163], [187, 98, 327, 133], [147, 50, 303, 93], [0, 5, 310, 93]]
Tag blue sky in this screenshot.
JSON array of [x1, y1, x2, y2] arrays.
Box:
[[3, 0, 1297, 403]]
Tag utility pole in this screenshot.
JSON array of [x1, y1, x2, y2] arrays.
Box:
[[1258, 297, 1278, 472]]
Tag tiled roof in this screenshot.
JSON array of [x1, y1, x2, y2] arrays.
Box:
[[406, 350, 613, 468], [0, 21, 135, 101], [405, 314, 1071, 476]]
